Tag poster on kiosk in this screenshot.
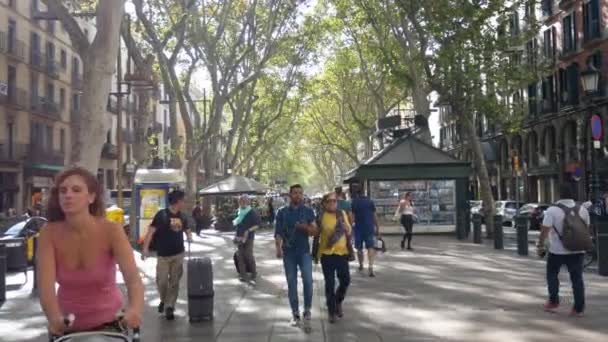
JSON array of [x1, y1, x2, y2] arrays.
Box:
[[133, 169, 186, 247]]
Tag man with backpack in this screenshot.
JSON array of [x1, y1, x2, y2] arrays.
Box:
[[537, 184, 592, 317], [142, 190, 193, 320]]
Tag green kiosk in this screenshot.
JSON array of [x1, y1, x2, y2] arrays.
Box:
[[344, 135, 472, 239]]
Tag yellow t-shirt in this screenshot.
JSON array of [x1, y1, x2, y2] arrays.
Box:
[[318, 211, 352, 257]]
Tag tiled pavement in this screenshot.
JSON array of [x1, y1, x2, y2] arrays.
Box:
[[1, 230, 608, 342]]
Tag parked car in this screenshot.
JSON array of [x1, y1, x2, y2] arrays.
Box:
[[495, 200, 525, 226], [0, 217, 47, 270], [517, 203, 550, 230]]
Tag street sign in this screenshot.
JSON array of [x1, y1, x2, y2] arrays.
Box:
[[591, 114, 603, 141]]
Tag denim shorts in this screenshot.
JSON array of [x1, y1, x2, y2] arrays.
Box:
[[354, 230, 375, 250]]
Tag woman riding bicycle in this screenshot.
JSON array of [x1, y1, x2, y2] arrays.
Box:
[[37, 167, 144, 336]]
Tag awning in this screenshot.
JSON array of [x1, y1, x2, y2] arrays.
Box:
[[199, 175, 270, 195]]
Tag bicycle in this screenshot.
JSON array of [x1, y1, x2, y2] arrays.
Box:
[[50, 312, 141, 342]]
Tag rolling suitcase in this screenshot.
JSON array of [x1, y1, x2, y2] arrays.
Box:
[[233, 250, 252, 274], [187, 244, 214, 322]]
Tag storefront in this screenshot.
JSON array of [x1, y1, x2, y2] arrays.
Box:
[[344, 135, 471, 238]]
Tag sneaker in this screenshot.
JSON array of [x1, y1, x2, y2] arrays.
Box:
[[407, 246, 413, 251], [400, 241, 405, 250], [369, 268, 375, 277], [336, 303, 344, 318], [165, 307, 175, 320], [543, 301, 559, 313], [328, 314, 337, 324], [290, 314, 301, 327], [358, 265, 364, 272], [303, 311, 312, 333], [157, 302, 165, 314], [570, 309, 584, 318], [248, 279, 257, 286]]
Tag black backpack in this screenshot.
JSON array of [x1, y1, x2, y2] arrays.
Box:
[[554, 204, 593, 252]]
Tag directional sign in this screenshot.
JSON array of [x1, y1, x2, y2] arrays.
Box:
[[591, 114, 603, 141]]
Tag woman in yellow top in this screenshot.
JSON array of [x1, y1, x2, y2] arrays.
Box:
[[317, 192, 352, 323]]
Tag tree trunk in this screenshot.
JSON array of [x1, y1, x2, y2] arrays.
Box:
[[462, 113, 495, 236], [185, 154, 200, 208], [68, 4, 126, 172]]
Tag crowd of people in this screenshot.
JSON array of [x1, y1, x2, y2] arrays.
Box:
[[34, 166, 593, 339]]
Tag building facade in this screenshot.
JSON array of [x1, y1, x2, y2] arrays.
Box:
[[0, 1, 166, 214], [440, 0, 608, 204]]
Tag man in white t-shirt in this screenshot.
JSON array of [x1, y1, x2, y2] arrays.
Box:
[[537, 184, 589, 317]]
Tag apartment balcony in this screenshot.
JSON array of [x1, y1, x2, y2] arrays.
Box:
[[0, 32, 26, 63], [0, 88, 28, 111], [24, 145, 65, 166], [0, 142, 27, 163], [71, 73, 83, 90], [101, 143, 118, 160], [46, 59, 60, 79], [42, 100, 60, 116], [30, 51, 46, 72]]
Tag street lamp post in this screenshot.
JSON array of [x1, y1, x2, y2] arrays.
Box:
[[581, 66, 601, 208], [580, 65, 608, 276]]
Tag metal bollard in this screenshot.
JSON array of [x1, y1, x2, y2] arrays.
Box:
[[494, 215, 504, 250], [472, 214, 482, 244], [0, 244, 6, 303], [515, 215, 528, 256], [32, 236, 38, 296], [595, 215, 608, 276], [485, 213, 493, 239]]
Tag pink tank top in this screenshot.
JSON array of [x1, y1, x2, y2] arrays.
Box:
[[56, 249, 124, 331]]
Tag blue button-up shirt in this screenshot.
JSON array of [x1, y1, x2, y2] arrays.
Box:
[[275, 204, 316, 254]]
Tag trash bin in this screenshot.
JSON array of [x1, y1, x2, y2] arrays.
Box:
[[0, 237, 28, 272]]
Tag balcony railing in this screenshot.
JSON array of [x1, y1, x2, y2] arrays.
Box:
[[71, 72, 83, 90], [30, 51, 46, 71], [101, 143, 118, 160], [46, 59, 60, 79], [25, 144, 65, 166], [42, 100, 59, 115], [0, 142, 27, 162], [0, 32, 26, 62], [0, 88, 28, 110]]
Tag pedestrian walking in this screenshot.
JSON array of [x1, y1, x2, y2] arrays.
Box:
[[142, 190, 193, 320], [268, 197, 275, 226], [192, 201, 204, 235], [350, 183, 380, 277], [396, 192, 415, 250], [314, 192, 352, 323], [536, 184, 591, 317], [275, 184, 317, 333], [234, 195, 261, 284], [335, 186, 351, 214]]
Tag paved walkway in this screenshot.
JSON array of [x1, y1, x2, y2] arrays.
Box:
[[1, 231, 608, 342]]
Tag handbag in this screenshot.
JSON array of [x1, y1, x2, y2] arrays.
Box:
[[374, 236, 387, 253]]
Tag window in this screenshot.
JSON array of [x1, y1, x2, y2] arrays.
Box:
[[542, 0, 553, 16], [60, 49, 67, 69], [541, 75, 556, 112], [7, 66, 17, 100], [560, 65, 580, 106], [106, 130, 112, 144], [72, 56, 79, 75], [59, 88, 66, 109], [30, 73, 39, 109], [583, 0, 601, 42], [8, 20, 16, 53], [60, 128, 65, 153], [30, 32, 40, 65], [543, 28, 556, 60], [72, 94, 79, 111], [46, 42, 55, 64], [46, 82, 55, 102], [47, 21, 55, 34], [587, 51, 604, 95], [510, 12, 520, 36], [563, 13, 577, 53], [526, 39, 537, 66], [528, 83, 538, 117], [7, 122, 14, 159], [46, 125, 53, 150]]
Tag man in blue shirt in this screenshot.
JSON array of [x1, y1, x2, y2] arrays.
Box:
[[275, 184, 317, 333], [350, 183, 380, 277]]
